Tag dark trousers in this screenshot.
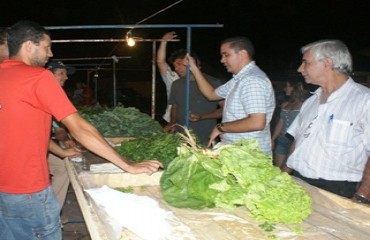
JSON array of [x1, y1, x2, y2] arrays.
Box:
[[292, 171, 359, 198]]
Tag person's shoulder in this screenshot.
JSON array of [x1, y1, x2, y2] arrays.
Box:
[[203, 73, 223, 85], [351, 81, 370, 95], [171, 78, 183, 87]]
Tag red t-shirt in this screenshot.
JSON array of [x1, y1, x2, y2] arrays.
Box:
[[0, 60, 77, 194]]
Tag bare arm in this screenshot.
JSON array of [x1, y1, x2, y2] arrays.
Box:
[[163, 104, 177, 132], [186, 54, 222, 101], [271, 118, 284, 142], [61, 113, 163, 174], [190, 101, 224, 122], [220, 113, 266, 133], [48, 139, 80, 158], [281, 142, 295, 174], [54, 127, 75, 148], [156, 32, 177, 76], [208, 113, 266, 147], [355, 156, 370, 200]]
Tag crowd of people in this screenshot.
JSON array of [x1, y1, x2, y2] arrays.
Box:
[[0, 21, 369, 239], [157, 31, 370, 204]]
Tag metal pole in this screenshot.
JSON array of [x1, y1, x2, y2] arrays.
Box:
[[184, 27, 192, 128], [52, 39, 179, 44], [94, 73, 98, 104], [113, 59, 117, 107], [151, 41, 157, 119], [46, 24, 223, 30]]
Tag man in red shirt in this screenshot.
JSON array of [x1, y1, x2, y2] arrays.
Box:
[[0, 21, 162, 240]]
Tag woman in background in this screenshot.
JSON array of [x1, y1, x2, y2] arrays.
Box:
[[271, 81, 308, 168]]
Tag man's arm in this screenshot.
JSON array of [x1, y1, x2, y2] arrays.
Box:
[[281, 142, 294, 174], [190, 101, 224, 122], [61, 113, 162, 175], [219, 113, 266, 133], [207, 113, 267, 147], [354, 156, 370, 201], [186, 54, 222, 101], [156, 32, 177, 76], [48, 139, 80, 158], [163, 104, 177, 132], [54, 127, 75, 148]]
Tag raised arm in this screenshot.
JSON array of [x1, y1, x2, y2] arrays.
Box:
[[156, 32, 177, 76], [186, 54, 222, 101]]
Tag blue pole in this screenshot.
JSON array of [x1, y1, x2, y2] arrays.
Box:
[[184, 27, 192, 128]]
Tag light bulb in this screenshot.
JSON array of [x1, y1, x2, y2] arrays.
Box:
[[127, 37, 135, 47]]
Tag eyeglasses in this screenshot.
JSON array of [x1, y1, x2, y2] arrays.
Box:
[[303, 115, 318, 138]]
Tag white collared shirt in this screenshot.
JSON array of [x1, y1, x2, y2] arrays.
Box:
[[287, 78, 370, 181]]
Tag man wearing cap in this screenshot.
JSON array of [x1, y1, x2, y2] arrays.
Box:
[[47, 60, 78, 222], [47, 60, 75, 86]]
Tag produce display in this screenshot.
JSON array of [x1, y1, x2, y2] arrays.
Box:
[[116, 132, 185, 168], [160, 138, 312, 230], [79, 106, 162, 137]]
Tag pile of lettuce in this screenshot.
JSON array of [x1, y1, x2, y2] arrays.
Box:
[[160, 139, 312, 226]]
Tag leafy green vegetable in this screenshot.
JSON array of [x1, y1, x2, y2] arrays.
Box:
[[160, 148, 223, 209], [80, 106, 162, 137], [116, 132, 184, 168], [160, 139, 312, 227]]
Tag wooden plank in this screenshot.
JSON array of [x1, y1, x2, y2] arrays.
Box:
[[65, 158, 109, 240]]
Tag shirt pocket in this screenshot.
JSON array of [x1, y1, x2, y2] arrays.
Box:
[[327, 119, 353, 146]]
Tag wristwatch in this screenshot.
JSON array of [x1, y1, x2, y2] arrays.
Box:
[[353, 193, 369, 204], [216, 123, 225, 133]]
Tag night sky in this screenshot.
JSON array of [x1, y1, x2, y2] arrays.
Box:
[[2, 0, 370, 80]]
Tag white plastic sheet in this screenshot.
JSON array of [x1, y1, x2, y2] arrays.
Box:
[[85, 185, 173, 240]]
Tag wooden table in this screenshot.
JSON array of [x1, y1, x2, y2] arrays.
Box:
[[66, 152, 370, 240]]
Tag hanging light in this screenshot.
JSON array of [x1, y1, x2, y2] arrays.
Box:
[[126, 30, 135, 47]]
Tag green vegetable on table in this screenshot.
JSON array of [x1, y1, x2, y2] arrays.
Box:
[[116, 132, 185, 168], [80, 106, 162, 137], [160, 138, 312, 228]]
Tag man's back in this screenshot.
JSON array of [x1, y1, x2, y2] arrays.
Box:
[[169, 74, 222, 145]]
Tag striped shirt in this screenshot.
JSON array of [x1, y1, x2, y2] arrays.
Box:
[[216, 61, 275, 155], [287, 78, 370, 181]]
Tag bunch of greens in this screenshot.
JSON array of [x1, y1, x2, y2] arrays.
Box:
[[78, 105, 109, 115], [116, 132, 185, 168], [160, 139, 312, 227], [80, 106, 162, 137]]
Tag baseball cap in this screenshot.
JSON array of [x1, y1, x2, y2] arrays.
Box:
[[47, 61, 75, 75]]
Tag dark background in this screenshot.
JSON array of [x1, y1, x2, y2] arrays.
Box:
[[2, 0, 370, 110]]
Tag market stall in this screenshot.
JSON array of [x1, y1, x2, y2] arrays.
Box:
[[65, 151, 370, 240]]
